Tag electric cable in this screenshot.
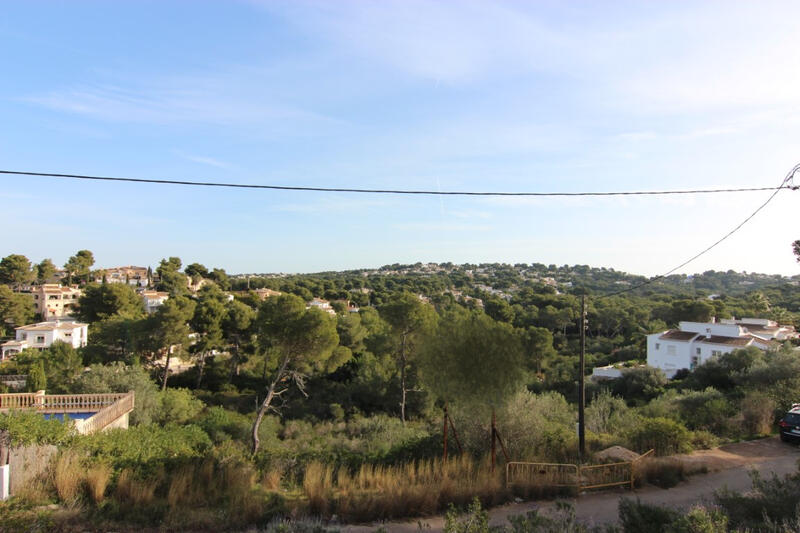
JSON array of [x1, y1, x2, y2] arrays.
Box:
[[0, 169, 794, 197]]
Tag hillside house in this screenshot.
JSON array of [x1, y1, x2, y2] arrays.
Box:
[[307, 298, 336, 315], [93, 266, 149, 287], [1, 320, 88, 360], [141, 290, 169, 313], [647, 319, 779, 378], [32, 284, 82, 319]]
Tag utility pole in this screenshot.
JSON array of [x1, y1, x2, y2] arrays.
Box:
[[578, 293, 586, 460]]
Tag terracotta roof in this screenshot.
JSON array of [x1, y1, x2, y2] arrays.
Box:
[[659, 330, 699, 341]]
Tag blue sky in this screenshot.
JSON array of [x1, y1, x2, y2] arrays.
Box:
[[1, 1, 799, 276]]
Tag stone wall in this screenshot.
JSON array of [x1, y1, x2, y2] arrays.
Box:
[[9, 444, 58, 495]]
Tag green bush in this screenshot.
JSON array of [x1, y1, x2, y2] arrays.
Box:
[[0, 410, 74, 446], [153, 388, 204, 425], [77, 423, 212, 470], [626, 417, 692, 456]]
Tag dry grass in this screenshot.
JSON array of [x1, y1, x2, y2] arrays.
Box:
[[262, 469, 282, 491], [633, 457, 687, 489], [301, 456, 507, 522], [53, 450, 84, 504], [115, 468, 157, 506], [85, 462, 112, 504]]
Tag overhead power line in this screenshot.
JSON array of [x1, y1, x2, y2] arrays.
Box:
[[0, 169, 795, 197], [598, 162, 800, 299]]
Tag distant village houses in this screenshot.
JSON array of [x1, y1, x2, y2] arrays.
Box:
[[93, 265, 150, 287]]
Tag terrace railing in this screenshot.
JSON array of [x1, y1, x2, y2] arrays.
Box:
[[74, 392, 135, 435], [0, 391, 128, 413], [0, 391, 135, 434]]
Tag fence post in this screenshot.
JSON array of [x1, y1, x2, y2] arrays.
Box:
[[33, 390, 45, 409]]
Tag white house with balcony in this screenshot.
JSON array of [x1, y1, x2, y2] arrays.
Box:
[[0, 320, 88, 360], [647, 320, 775, 378]]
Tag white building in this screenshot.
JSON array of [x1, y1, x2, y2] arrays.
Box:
[[1, 320, 88, 360], [141, 290, 169, 314], [32, 284, 82, 319], [647, 320, 774, 378], [93, 266, 149, 287], [307, 298, 336, 315], [718, 317, 798, 341]]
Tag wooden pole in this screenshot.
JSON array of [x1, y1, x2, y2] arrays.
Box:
[[491, 408, 497, 472], [443, 404, 449, 462], [579, 293, 586, 460]]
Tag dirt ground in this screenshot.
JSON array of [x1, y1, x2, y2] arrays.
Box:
[[342, 437, 800, 532]]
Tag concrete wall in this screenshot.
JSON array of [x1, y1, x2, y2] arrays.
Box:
[[9, 445, 58, 496]]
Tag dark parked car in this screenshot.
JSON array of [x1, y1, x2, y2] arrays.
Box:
[[779, 404, 800, 442]]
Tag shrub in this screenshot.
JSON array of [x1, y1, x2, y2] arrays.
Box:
[[70, 362, 159, 425], [0, 411, 74, 446], [612, 366, 667, 403], [739, 391, 776, 436], [443, 497, 489, 533], [586, 389, 634, 435], [626, 417, 692, 456], [78, 423, 212, 470], [618, 498, 680, 532], [153, 387, 204, 425], [715, 470, 800, 530], [633, 457, 686, 489]]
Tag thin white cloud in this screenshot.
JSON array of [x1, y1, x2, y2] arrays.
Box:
[[393, 222, 492, 231], [174, 151, 232, 169]]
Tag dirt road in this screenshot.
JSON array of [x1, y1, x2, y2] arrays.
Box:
[[343, 437, 800, 532]]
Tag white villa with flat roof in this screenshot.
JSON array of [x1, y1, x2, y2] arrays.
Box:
[[1, 320, 88, 360], [646, 319, 784, 378]]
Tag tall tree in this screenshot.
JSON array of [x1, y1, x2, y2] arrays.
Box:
[[0, 254, 33, 289], [0, 285, 35, 335], [379, 292, 437, 423], [63, 250, 94, 284], [251, 294, 343, 454], [420, 309, 525, 409], [34, 258, 56, 284], [210, 268, 231, 290], [152, 295, 196, 390], [156, 257, 189, 296], [190, 284, 227, 388], [223, 299, 256, 380], [184, 263, 209, 281], [75, 283, 145, 323]]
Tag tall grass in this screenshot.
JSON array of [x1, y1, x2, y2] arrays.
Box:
[[84, 462, 112, 504], [53, 450, 84, 504], [115, 468, 157, 506], [302, 455, 506, 522]]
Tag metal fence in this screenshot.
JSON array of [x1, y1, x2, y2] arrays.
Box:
[[506, 449, 655, 492]]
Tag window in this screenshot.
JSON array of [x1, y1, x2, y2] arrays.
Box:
[[712, 350, 722, 357], [690, 355, 700, 369], [696, 347, 701, 355], [21, 333, 27, 340], [667, 345, 676, 355], [655, 343, 660, 350], [35, 336, 45, 344]]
